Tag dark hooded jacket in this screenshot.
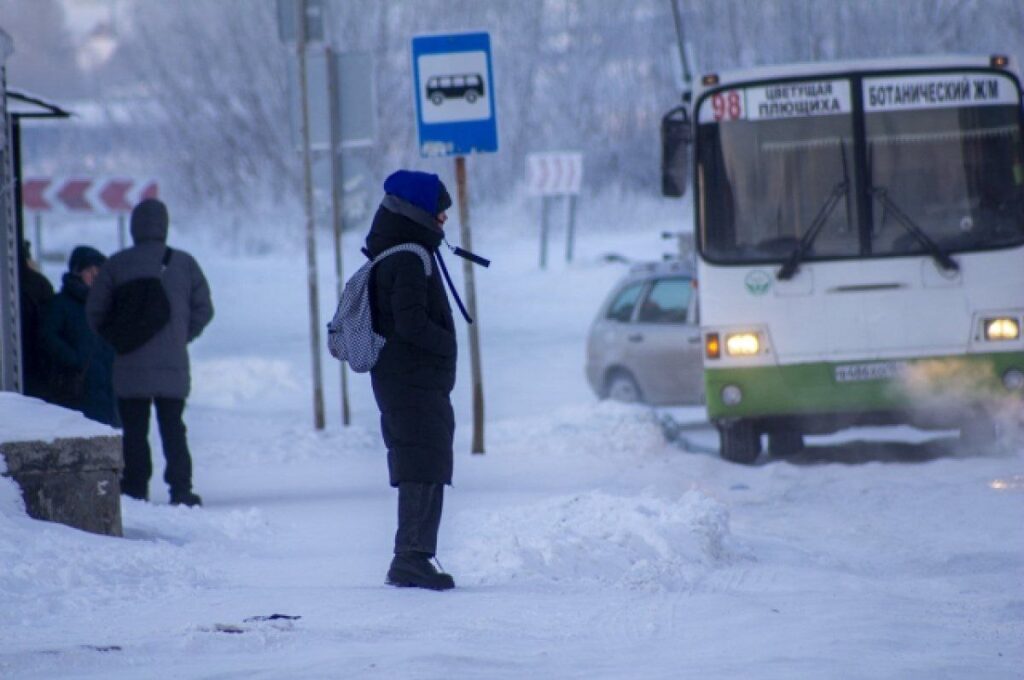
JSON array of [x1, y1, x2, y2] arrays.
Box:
[[86, 199, 214, 399], [18, 258, 55, 400], [43, 272, 119, 426], [366, 171, 457, 486]]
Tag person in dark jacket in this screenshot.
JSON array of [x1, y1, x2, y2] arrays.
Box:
[[18, 243, 55, 400], [86, 199, 214, 507], [42, 246, 120, 427], [368, 170, 458, 591]]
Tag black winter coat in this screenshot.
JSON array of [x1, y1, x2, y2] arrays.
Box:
[[42, 274, 120, 427], [19, 263, 54, 400], [366, 205, 457, 486]]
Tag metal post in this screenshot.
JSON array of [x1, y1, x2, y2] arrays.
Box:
[[565, 194, 577, 263], [455, 156, 485, 454], [117, 214, 126, 250], [539, 195, 549, 269], [669, 0, 693, 91], [33, 212, 42, 262], [326, 46, 350, 426], [297, 0, 325, 430], [0, 74, 22, 393]]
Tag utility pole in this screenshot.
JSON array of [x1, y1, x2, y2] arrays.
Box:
[[455, 157, 485, 454], [326, 46, 350, 426], [296, 0, 325, 430], [669, 0, 693, 98]]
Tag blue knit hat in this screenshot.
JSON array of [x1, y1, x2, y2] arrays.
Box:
[[383, 170, 452, 216]]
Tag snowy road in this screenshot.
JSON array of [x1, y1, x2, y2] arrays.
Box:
[[3, 214, 1023, 678]]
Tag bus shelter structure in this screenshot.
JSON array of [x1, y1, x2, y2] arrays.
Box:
[[0, 27, 71, 393]]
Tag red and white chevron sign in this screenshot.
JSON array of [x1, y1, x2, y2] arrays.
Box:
[[21, 177, 159, 214], [525, 152, 583, 196]]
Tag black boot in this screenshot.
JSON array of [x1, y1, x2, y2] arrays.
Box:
[[170, 490, 203, 507], [387, 552, 455, 591], [120, 481, 148, 501]]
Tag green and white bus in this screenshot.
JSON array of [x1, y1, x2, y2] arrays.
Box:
[[690, 55, 1024, 463]]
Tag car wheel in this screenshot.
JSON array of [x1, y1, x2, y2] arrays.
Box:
[[719, 420, 761, 464], [431, 93, 444, 105], [465, 90, 478, 103], [606, 370, 643, 404], [768, 428, 804, 457]]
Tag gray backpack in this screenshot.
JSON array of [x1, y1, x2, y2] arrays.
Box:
[[327, 243, 432, 372]]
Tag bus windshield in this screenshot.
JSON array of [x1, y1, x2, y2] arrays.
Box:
[[697, 70, 1024, 265]]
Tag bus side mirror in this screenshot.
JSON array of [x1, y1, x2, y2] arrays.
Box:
[[661, 106, 692, 198]]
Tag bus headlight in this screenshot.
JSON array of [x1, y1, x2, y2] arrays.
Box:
[[726, 332, 760, 356], [984, 317, 1020, 341]]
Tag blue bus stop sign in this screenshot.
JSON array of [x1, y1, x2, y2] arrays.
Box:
[[412, 32, 498, 157]]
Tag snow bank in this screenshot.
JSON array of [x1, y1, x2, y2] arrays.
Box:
[[489, 401, 668, 460], [0, 489, 270, 626], [190, 357, 301, 410], [188, 410, 382, 467], [0, 466, 24, 517], [0, 393, 115, 443], [451, 489, 743, 592]]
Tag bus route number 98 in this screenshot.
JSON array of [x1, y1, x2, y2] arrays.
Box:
[[711, 91, 743, 121]]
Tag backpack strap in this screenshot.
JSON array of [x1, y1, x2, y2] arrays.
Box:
[[371, 243, 432, 277], [434, 250, 473, 324]]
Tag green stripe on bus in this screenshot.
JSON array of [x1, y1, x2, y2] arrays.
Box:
[[704, 351, 1024, 419]]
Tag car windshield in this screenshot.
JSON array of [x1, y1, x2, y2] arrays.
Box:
[[697, 70, 1024, 264]]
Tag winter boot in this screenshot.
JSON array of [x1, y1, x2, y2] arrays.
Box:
[[387, 552, 455, 591], [170, 490, 203, 507]]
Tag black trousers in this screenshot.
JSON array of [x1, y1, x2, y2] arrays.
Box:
[[395, 482, 444, 557], [119, 397, 193, 499]]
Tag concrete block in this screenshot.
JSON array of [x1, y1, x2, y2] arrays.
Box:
[[1, 436, 123, 537]]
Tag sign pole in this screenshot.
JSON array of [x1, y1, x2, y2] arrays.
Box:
[[33, 213, 42, 262], [117, 214, 125, 250], [455, 157, 485, 454], [565, 195, 577, 263], [539, 196, 549, 270], [296, 0, 326, 430], [326, 46, 351, 427]]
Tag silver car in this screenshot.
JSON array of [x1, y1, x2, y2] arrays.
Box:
[[586, 260, 704, 405]]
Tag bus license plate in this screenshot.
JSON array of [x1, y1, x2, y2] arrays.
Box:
[[834, 361, 907, 383]]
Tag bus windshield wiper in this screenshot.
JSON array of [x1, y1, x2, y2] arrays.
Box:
[[776, 179, 849, 280], [777, 140, 851, 281], [870, 187, 959, 272]]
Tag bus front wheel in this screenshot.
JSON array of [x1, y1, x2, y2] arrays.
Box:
[[718, 420, 761, 465]]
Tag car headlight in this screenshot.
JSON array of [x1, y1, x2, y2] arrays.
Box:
[[985, 317, 1020, 341], [725, 332, 760, 356]]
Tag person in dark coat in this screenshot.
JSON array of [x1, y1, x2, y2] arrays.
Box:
[[86, 199, 214, 507], [18, 243, 55, 400], [368, 170, 458, 590], [42, 246, 120, 427]]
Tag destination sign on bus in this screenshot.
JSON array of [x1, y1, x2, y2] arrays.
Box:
[[863, 73, 1019, 112], [699, 79, 851, 123], [747, 79, 851, 121]]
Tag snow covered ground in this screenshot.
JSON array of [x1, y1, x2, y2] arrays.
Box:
[[2, 197, 1023, 678]]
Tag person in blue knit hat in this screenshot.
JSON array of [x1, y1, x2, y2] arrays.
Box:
[[366, 170, 458, 590], [42, 245, 120, 427]]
